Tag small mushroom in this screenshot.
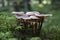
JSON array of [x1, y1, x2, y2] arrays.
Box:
[[12, 12, 24, 16], [26, 11, 40, 16], [29, 16, 38, 19], [16, 15, 28, 19], [22, 16, 30, 19], [35, 14, 52, 17], [26, 12, 35, 16]]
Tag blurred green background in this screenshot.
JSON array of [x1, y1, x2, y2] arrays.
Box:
[[0, 0, 60, 40]]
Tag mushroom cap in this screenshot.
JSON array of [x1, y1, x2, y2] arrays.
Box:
[[12, 12, 24, 15], [35, 14, 52, 16], [16, 15, 28, 19], [26, 12, 35, 16], [16, 15, 38, 20], [26, 11, 40, 16], [29, 16, 38, 19], [23, 17, 31, 19], [23, 16, 38, 20]]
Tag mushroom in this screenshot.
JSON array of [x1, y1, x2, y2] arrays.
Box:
[[29, 16, 38, 19], [26, 11, 40, 17], [12, 12, 24, 16], [35, 14, 52, 17], [26, 12, 35, 16]]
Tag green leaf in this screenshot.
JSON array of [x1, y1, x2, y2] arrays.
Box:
[[15, 26, 23, 30]]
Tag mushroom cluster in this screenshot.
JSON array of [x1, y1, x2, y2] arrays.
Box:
[[12, 11, 52, 19], [12, 11, 40, 19], [12, 11, 52, 36]]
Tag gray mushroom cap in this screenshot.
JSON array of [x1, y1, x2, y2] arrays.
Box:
[[26, 11, 40, 16], [35, 14, 52, 16], [16, 15, 28, 19], [26, 12, 35, 16], [12, 12, 24, 15], [29, 16, 38, 19]]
